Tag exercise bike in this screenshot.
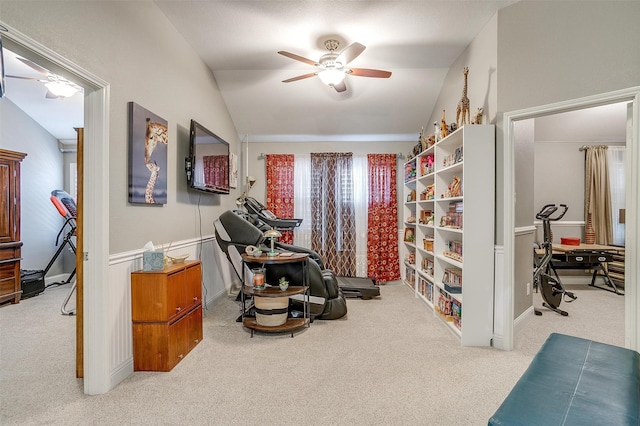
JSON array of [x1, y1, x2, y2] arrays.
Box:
[[533, 204, 577, 316]]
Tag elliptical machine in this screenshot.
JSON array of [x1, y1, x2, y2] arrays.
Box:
[[533, 204, 577, 316]]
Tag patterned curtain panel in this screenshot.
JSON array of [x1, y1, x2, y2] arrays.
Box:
[[203, 155, 228, 189], [367, 154, 400, 282], [310, 153, 356, 276], [265, 154, 295, 244], [584, 146, 613, 245]]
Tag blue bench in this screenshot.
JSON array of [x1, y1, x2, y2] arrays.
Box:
[[489, 333, 640, 425]]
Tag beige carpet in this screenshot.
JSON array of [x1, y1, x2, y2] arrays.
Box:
[[0, 280, 624, 425]]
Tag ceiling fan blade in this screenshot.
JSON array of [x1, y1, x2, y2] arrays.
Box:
[[333, 81, 347, 93], [16, 57, 51, 75], [348, 68, 392, 78], [282, 72, 317, 83], [336, 42, 365, 65], [277, 51, 318, 66], [6, 74, 46, 82]]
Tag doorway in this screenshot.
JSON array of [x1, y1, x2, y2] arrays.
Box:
[[517, 103, 627, 350], [499, 87, 640, 352], [1, 21, 111, 394]]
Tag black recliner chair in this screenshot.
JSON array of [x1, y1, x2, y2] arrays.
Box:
[[214, 210, 347, 320]]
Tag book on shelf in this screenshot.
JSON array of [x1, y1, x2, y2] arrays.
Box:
[[443, 267, 462, 294], [451, 299, 462, 330], [422, 257, 434, 276], [436, 288, 453, 320], [405, 265, 415, 285]]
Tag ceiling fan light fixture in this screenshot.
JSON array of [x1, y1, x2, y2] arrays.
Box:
[[45, 80, 79, 98], [317, 69, 346, 86]]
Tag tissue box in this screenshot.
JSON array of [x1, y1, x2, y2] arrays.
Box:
[[143, 251, 165, 271]]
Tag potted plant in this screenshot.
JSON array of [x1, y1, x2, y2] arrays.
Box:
[[279, 277, 289, 291]]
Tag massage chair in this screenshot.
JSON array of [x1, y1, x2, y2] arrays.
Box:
[[214, 210, 347, 320], [239, 197, 381, 299]]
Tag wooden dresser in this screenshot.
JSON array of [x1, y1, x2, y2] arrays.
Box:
[[131, 260, 203, 371], [0, 149, 27, 305]]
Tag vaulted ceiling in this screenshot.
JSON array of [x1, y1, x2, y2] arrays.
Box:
[[155, 0, 516, 143], [2, 1, 627, 144]]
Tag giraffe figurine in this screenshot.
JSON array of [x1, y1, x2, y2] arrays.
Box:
[[440, 109, 449, 139], [145, 161, 160, 204], [456, 67, 470, 128], [472, 107, 484, 125]]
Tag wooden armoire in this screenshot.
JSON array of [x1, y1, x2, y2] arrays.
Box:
[[0, 149, 27, 304]]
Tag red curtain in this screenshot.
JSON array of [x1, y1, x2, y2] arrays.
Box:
[[265, 154, 295, 244], [203, 155, 228, 190], [367, 154, 400, 282]]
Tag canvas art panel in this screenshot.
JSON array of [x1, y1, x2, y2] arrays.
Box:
[[229, 152, 238, 189], [128, 102, 168, 204]]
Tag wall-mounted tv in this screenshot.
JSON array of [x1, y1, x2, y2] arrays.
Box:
[[186, 120, 230, 194]]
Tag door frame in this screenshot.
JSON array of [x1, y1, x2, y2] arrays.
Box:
[[499, 87, 640, 351], [1, 22, 112, 394]]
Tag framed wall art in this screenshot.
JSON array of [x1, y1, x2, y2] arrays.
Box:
[[229, 152, 238, 189], [128, 102, 168, 204]]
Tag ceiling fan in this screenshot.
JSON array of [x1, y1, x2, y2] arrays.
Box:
[[278, 39, 391, 92], [6, 55, 82, 99]]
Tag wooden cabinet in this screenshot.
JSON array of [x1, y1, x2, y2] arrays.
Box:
[[131, 260, 203, 371], [0, 149, 27, 305], [402, 125, 495, 346]]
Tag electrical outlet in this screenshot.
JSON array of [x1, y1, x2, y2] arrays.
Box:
[[526, 282, 531, 295]]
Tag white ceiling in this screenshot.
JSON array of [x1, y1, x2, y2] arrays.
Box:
[[1, 1, 628, 144], [155, 0, 517, 143], [2, 49, 84, 142]]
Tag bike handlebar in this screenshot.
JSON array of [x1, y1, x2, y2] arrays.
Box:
[[536, 204, 568, 221]]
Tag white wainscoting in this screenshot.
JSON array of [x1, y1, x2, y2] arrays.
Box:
[[493, 245, 505, 349], [533, 220, 585, 244], [106, 235, 235, 389]]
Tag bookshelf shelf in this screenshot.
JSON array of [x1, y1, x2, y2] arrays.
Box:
[[402, 125, 494, 346]]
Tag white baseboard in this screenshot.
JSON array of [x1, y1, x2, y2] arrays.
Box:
[[44, 273, 74, 285], [110, 357, 133, 389], [514, 305, 535, 335], [205, 288, 229, 311]]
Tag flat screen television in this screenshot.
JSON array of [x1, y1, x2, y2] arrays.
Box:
[[186, 119, 230, 194]]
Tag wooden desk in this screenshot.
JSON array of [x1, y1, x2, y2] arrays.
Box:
[[535, 243, 622, 295], [551, 243, 624, 254]]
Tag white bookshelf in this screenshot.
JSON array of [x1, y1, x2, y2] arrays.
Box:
[[402, 125, 494, 346]]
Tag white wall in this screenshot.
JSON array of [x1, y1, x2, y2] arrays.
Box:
[[427, 13, 498, 127], [0, 1, 240, 392], [495, 0, 640, 244], [0, 98, 66, 275], [0, 1, 242, 255]]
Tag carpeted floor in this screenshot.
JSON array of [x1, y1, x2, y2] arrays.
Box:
[[0, 279, 624, 425]]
